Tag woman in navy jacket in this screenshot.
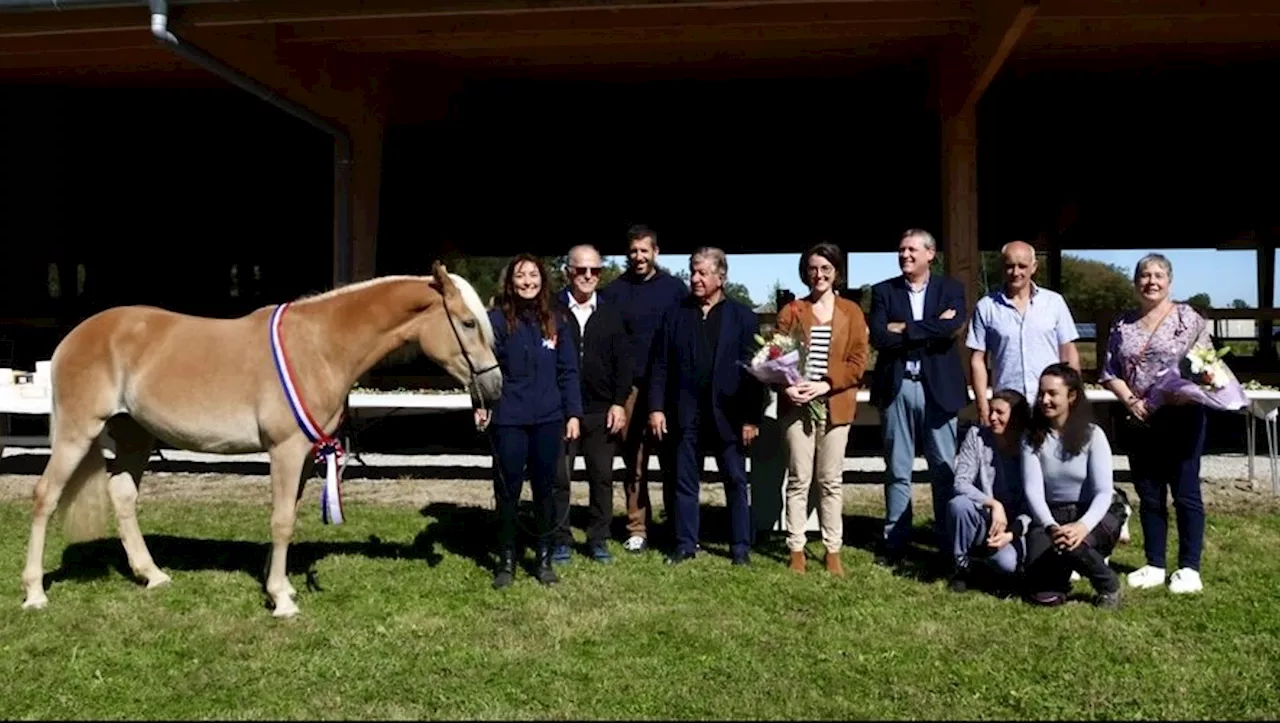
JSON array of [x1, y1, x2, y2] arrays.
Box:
[[475, 254, 583, 589]]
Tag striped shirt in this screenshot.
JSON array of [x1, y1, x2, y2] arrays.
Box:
[[806, 324, 832, 381]]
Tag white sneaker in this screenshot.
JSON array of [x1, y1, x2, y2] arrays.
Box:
[[1128, 565, 1167, 589], [623, 535, 648, 553], [1168, 568, 1203, 594]]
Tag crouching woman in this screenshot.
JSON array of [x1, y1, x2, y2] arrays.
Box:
[[1021, 363, 1124, 609], [946, 388, 1031, 593]]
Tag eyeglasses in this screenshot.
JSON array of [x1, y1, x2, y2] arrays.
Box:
[[571, 266, 603, 278]]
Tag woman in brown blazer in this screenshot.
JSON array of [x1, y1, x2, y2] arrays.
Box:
[[774, 242, 870, 576]]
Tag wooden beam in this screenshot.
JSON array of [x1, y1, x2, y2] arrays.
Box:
[[940, 0, 1039, 116], [940, 101, 979, 311], [0, 0, 969, 37]]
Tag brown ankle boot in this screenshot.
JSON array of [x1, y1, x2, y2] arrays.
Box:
[[788, 550, 806, 573], [825, 552, 845, 577]]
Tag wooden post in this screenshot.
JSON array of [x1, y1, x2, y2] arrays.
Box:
[[940, 103, 980, 312], [344, 107, 386, 284], [934, 1, 1039, 311], [1258, 235, 1276, 362], [333, 56, 389, 285]]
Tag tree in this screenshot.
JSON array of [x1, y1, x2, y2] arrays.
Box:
[[854, 284, 872, 316], [758, 279, 789, 313], [1232, 298, 1250, 309], [1184, 292, 1212, 312], [1058, 255, 1136, 322]]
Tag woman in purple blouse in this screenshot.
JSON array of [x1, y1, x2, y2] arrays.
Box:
[[1099, 253, 1213, 595]]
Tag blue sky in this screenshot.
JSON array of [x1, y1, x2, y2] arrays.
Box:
[[608, 248, 1272, 308]]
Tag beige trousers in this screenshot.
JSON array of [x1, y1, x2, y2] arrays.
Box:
[[783, 408, 850, 553]]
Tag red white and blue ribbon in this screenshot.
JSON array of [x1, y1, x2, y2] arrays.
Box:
[[269, 302, 346, 525]]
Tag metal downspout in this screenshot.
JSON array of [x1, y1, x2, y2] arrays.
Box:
[[146, 0, 353, 284]]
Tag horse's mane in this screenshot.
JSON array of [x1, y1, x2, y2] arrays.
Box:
[[448, 273, 494, 347], [295, 274, 493, 347]]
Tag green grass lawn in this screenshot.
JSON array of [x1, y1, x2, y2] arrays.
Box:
[[2, 493, 1279, 720]]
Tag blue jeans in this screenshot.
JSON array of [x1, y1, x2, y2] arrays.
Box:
[[881, 378, 957, 553], [946, 497, 1019, 575]]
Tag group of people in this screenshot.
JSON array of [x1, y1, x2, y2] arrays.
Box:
[[473, 224, 1217, 608]]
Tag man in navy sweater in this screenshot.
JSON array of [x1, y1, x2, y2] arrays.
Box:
[[599, 224, 688, 554], [551, 244, 635, 565], [648, 247, 763, 565]]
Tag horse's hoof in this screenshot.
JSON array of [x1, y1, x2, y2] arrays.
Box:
[[22, 595, 48, 610], [145, 572, 172, 590], [272, 600, 300, 619]]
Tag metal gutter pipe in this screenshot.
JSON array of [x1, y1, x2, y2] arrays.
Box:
[[0, 0, 355, 284], [147, 0, 353, 285]]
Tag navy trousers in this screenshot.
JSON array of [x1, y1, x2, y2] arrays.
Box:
[[1124, 404, 1207, 571], [671, 412, 753, 558], [491, 421, 563, 550]]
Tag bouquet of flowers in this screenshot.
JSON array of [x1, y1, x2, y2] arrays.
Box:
[[744, 332, 826, 424], [1145, 344, 1248, 412]]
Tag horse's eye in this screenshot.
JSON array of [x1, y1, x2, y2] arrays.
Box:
[[462, 319, 478, 330]]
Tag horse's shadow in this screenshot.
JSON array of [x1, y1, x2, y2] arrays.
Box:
[[50, 532, 439, 597]]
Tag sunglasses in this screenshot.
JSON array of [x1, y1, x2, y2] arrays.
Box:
[[570, 266, 603, 278]]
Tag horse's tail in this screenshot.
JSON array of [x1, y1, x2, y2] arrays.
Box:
[[57, 438, 112, 544]]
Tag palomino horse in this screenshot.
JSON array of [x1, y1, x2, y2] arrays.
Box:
[[21, 262, 500, 618]]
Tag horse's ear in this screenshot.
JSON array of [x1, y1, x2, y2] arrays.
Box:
[[432, 261, 458, 296]]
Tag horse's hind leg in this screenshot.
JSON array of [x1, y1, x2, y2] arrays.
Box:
[[104, 416, 167, 589], [22, 424, 105, 609]]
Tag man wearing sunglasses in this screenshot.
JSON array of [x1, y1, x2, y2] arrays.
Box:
[[599, 224, 689, 554], [551, 244, 635, 565]]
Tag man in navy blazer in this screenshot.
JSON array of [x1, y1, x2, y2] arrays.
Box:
[[868, 228, 969, 563], [648, 247, 763, 565]]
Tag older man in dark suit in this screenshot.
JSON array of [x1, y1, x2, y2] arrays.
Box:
[[869, 228, 968, 563], [648, 247, 763, 566]]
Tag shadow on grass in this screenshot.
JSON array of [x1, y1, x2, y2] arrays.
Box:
[[48, 500, 1057, 602], [50, 532, 442, 607]]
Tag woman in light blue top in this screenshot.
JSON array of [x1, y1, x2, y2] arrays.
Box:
[[946, 388, 1031, 594], [1021, 363, 1125, 609]]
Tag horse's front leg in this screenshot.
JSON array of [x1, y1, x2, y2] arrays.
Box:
[[265, 442, 310, 618]]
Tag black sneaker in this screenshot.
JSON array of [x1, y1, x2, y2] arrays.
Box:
[[1095, 588, 1122, 610], [948, 570, 969, 593], [875, 549, 904, 568], [664, 550, 696, 566]]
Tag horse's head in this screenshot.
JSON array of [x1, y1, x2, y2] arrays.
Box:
[[424, 262, 503, 404]]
